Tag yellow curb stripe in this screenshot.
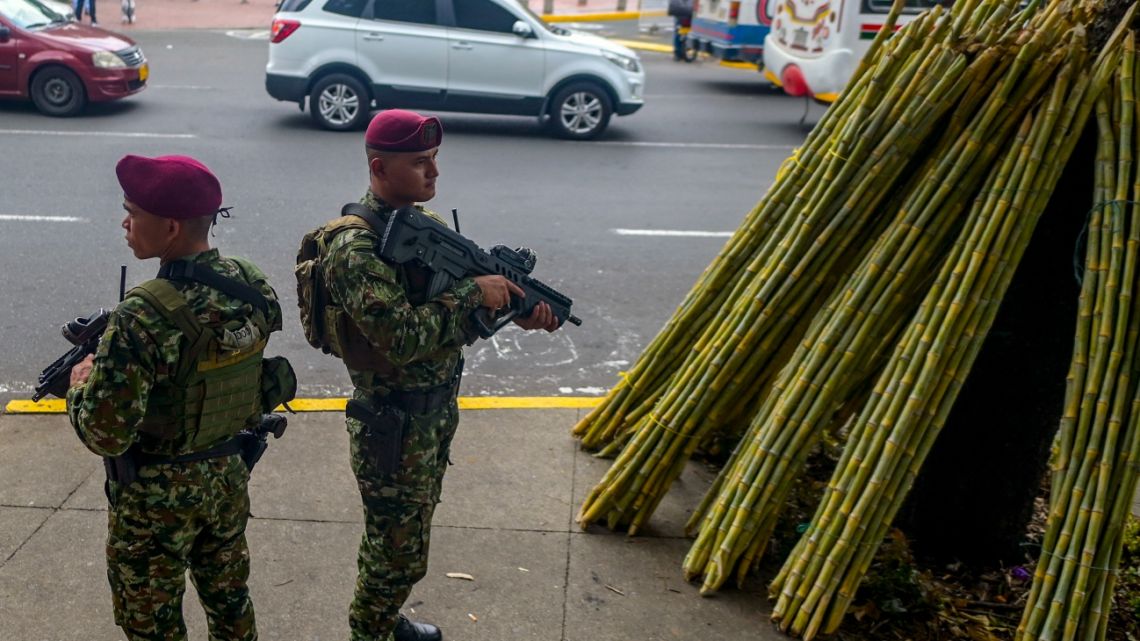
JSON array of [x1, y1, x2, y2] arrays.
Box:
[[720, 60, 758, 70], [5, 397, 604, 414], [608, 38, 674, 54], [542, 9, 666, 22]]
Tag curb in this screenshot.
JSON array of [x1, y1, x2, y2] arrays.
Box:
[[543, 9, 666, 22], [609, 38, 674, 54], [5, 397, 605, 414]]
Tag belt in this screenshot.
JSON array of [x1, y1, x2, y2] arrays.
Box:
[[366, 359, 464, 415], [132, 438, 244, 467]]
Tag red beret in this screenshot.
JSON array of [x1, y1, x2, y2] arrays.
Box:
[[115, 154, 223, 220], [365, 109, 442, 152]]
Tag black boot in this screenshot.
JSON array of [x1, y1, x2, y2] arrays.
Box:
[[393, 614, 442, 641]]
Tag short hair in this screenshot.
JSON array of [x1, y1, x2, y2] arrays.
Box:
[[182, 214, 215, 240]]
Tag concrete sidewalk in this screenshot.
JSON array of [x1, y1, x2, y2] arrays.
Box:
[[94, 0, 659, 31], [0, 409, 777, 641]]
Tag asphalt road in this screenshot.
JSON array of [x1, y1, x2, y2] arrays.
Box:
[[0, 27, 827, 403]]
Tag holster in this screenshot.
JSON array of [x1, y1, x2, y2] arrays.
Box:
[[346, 398, 406, 477], [238, 414, 288, 473], [103, 452, 138, 486]]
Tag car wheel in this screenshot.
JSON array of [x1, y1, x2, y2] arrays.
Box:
[[30, 66, 86, 117], [309, 74, 370, 131], [548, 82, 613, 140]]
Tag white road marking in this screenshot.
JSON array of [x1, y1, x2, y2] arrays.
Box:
[[591, 141, 795, 150], [612, 228, 733, 237], [0, 215, 87, 222], [0, 129, 196, 139], [225, 29, 270, 40]]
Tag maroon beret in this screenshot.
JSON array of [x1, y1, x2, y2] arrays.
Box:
[[365, 109, 442, 152], [115, 154, 223, 220]]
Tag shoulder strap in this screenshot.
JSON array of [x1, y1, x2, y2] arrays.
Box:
[[127, 279, 213, 383], [158, 260, 270, 317], [341, 202, 391, 236]]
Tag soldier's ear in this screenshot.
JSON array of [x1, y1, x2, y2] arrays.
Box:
[[369, 155, 387, 180]]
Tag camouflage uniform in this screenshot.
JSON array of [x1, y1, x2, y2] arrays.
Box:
[[323, 191, 484, 641], [67, 249, 283, 641]]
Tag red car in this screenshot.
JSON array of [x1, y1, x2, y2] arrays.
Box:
[[0, 0, 146, 116]]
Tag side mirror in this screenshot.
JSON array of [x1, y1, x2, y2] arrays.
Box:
[[0, 26, 10, 43], [512, 20, 534, 39]]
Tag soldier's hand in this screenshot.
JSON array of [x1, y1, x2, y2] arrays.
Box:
[[70, 354, 95, 388], [514, 302, 560, 333], [473, 275, 524, 311]]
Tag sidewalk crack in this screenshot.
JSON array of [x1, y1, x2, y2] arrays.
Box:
[[2, 465, 100, 569], [1, 508, 53, 570], [560, 407, 581, 641]]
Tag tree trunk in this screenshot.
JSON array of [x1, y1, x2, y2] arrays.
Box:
[[896, 123, 1096, 566]]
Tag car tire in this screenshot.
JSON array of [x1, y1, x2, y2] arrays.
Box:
[[30, 66, 86, 117], [309, 74, 370, 131], [547, 82, 613, 140]]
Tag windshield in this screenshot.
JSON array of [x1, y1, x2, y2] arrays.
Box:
[[0, 0, 67, 29]]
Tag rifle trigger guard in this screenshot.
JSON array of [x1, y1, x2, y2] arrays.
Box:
[[474, 308, 519, 339]]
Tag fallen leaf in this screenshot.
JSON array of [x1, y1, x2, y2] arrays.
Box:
[[446, 573, 475, 581]]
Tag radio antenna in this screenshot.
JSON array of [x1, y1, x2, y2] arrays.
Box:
[[452, 208, 461, 234], [119, 265, 127, 302]]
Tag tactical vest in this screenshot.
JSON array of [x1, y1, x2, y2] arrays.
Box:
[[297, 204, 436, 376], [129, 261, 270, 457]]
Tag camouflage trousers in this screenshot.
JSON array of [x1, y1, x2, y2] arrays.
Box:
[[105, 454, 256, 641], [347, 396, 459, 641]]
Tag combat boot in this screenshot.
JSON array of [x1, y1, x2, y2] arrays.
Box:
[[394, 614, 442, 641]]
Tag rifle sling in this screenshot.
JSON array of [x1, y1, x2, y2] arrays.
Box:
[[157, 260, 270, 317]]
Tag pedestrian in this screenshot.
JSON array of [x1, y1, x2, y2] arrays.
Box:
[[297, 109, 560, 641], [74, 0, 96, 25], [668, 0, 694, 61], [67, 154, 291, 641]]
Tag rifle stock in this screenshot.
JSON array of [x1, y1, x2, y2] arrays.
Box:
[[33, 310, 110, 402]]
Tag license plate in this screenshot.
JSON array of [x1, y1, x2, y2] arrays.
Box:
[[138, 63, 149, 83]]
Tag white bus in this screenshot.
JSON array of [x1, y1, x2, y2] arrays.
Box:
[[762, 0, 945, 102]]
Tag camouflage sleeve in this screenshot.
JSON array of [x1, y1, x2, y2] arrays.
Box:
[[65, 302, 157, 457], [326, 231, 485, 365]]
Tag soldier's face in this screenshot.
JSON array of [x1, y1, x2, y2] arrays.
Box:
[[376, 148, 440, 204], [121, 199, 175, 260]]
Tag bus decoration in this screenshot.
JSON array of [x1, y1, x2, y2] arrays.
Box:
[[763, 0, 937, 103]]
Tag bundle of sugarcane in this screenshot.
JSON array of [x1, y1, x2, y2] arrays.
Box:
[[767, 18, 1126, 640], [1017, 27, 1140, 641], [574, 0, 1012, 533], [680, 0, 1070, 593], [576, 0, 1072, 537], [572, 0, 926, 454]]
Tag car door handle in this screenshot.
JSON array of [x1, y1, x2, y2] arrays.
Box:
[[451, 42, 474, 50], [363, 33, 384, 41]]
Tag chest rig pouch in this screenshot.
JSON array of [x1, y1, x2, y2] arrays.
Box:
[[129, 261, 272, 457]]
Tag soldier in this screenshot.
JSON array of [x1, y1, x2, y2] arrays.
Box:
[[68, 154, 288, 641], [308, 109, 559, 641]]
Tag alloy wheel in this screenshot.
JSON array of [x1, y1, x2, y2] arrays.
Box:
[[318, 83, 360, 127], [559, 92, 603, 135]]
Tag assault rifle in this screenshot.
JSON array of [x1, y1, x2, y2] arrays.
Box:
[[378, 206, 583, 338], [33, 267, 126, 402], [33, 310, 111, 402]]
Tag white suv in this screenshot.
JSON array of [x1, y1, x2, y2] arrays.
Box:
[[265, 0, 646, 139]]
